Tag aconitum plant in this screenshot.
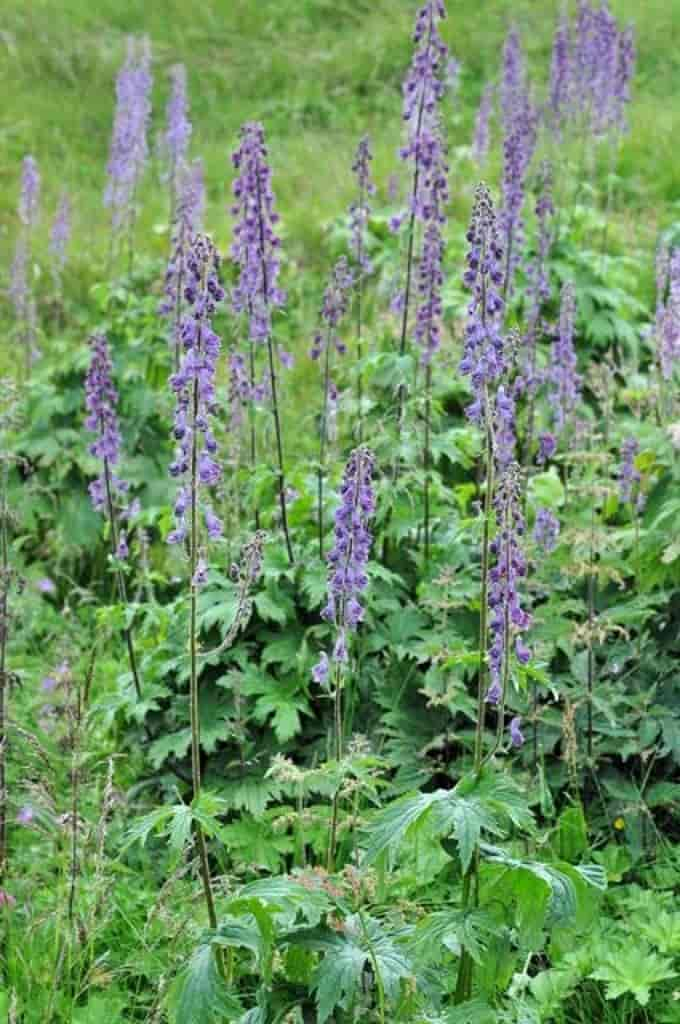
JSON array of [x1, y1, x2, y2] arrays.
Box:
[[658, 248, 679, 384], [486, 462, 531, 718], [549, 281, 582, 439], [459, 183, 505, 425], [11, 156, 41, 372], [18, 156, 40, 229], [165, 63, 191, 216], [160, 159, 205, 370], [618, 436, 641, 507], [49, 191, 71, 293], [549, 11, 572, 137], [533, 506, 560, 553], [104, 36, 152, 259], [231, 121, 294, 562], [349, 135, 375, 443], [168, 234, 225, 557]]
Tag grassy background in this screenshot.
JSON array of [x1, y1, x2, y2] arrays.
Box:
[[1, 0, 679, 290]]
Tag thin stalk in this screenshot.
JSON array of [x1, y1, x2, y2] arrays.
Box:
[[101, 455, 143, 702], [423, 362, 432, 566], [0, 465, 9, 884], [67, 673, 82, 924], [317, 325, 333, 560], [188, 375, 218, 930], [326, 662, 343, 873], [254, 169, 294, 565], [633, 506, 641, 661], [248, 338, 260, 530], [172, 217, 187, 375], [356, 184, 366, 445], [586, 506, 597, 764]]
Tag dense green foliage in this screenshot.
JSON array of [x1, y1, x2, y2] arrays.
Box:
[[1, 1, 679, 1023]]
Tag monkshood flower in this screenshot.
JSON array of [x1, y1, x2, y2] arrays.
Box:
[[537, 431, 557, 465], [165, 64, 191, 199], [521, 162, 554, 395], [49, 191, 71, 291], [168, 234, 225, 556], [659, 248, 680, 381], [549, 12, 572, 137], [9, 237, 29, 326], [104, 36, 152, 238], [472, 83, 493, 165], [549, 281, 582, 438], [493, 384, 517, 473], [510, 716, 525, 747], [349, 136, 375, 275], [19, 155, 41, 229], [84, 333, 129, 515], [618, 436, 641, 506], [486, 462, 531, 706], [231, 122, 286, 347], [312, 447, 375, 682], [533, 506, 560, 553], [159, 160, 205, 363], [612, 24, 635, 134], [310, 257, 354, 361], [413, 134, 448, 365], [459, 184, 505, 423]]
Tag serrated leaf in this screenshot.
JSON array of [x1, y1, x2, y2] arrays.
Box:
[[169, 944, 242, 1024]]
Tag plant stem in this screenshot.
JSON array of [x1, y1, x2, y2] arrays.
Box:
[[423, 362, 432, 566], [356, 187, 365, 446], [101, 455, 143, 702], [327, 663, 343, 873], [318, 325, 333, 560], [67, 671, 82, 924], [586, 506, 597, 764], [188, 375, 218, 931], [248, 338, 260, 530], [0, 463, 10, 885], [254, 168, 294, 565]]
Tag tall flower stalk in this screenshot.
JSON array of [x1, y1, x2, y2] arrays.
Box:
[[349, 136, 375, 444], [49, 190, 71, 298], [0, 384, 19, 891], [231, 122, 294, 564], [10, 155, 41, 376], [393, 0, 449, 440], [160, 159, 204, 371], [164, 63, 192, 232], [312, 447, 375, 870], [168, 234, 226, 928], [311, 257, 354, 558], [85, 334, 143, 703], [104, 36, 152, 272]]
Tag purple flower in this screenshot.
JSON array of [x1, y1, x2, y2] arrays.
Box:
[[84, 333, 129, 515], [37, 578, 56, 595], [160, 159, 205, 352], [493, 384, 517, 472], [41, 676, 58, 692], [104, 36, 152, 239], [310, 257, 354, 360], [19, 155, 41, 229], [459, 183, 506, 422], [537, 431, 557, 465], [230, 122, 286, 348], [312, 651, 330, 686], [168, 235, 225, 554], [617, 436, 641, 505], [549, 12, 573, 136], [533, 506, 560, 553], [314, 447, 375, 678], [17, 805, 34, 825], [192, 556, 209, 588], [509, 715, 525, 747], [521, 162, 554, 396], [472, 83, 493, 165], [659, 248, 679, 381], [486, 463, 531, 704], [349, 136, 375, 276], [116, 532, 129, 560], [165, 64, 191, 198], [48, 191, 71, 291], [549, 282, 582, 438]]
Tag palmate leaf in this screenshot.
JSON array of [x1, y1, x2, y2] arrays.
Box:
[[412, 908, 495, 965], [361, 790, 452, 865], [168, 944, 242, 1024], [590, 946, 677, 1006]]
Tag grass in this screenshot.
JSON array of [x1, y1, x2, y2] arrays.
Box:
[[1, 0, 679, 292]]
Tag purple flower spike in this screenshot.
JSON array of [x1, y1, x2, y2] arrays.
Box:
[[19, 155, 41, 229], [472, 83, 493, 165], [533, 506, 560, 553], [510, 716, 525, 747], [549, 282, 582, 438], [549, 12, 573, 137], [310, 257, 354, 360], [104, 36, 152, 240], [313, 447, 375, 679], [160, 159, 205, 361], [659, 248, 680, 381], [459, 183, 506, 422], [486, 463, 532, 703], [617, 436, 641, 505], [231, 122, 286, 348], [312, 651, 330, 686], [168, 234, 225, 563], [49, 191, 71, 291], [85, 333, 129, 515], [165, 63, 192, 198], [349, 135, 375, 276]]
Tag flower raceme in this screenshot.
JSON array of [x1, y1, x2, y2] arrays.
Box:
[[313, 447, 375, 683], [168, 234, 226, 557], [84, 333, 129, 517]]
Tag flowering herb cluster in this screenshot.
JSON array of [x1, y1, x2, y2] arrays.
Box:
[[84, 333, 129, 538]]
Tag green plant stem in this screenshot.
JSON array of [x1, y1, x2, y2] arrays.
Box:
[[317, 324, 333, 560], [67, 674, 82, 924], [327, 663, 343, 873], [248, 338, 260, 530], [101, 455, 143, 702], [423, 359, 432, 567], [356, 192, 366, 446], [189, 376, 218, 931], [0, 464, 9, 886], [586, 506, 597, 764], [254, 168, 294, 565], [358, 908, 386, 1024]]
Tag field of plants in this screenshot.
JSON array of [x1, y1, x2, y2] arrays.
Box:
[[1, 0, 679, 1021]]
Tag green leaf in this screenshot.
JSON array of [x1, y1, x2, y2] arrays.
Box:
[[362, 790, 451, 865], [590, 946, 676, 1006], [528, 469, 565, 510], [169, 944, 242, 1023]]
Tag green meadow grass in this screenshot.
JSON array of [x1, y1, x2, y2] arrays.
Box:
[[1, 0, 678, 282]]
